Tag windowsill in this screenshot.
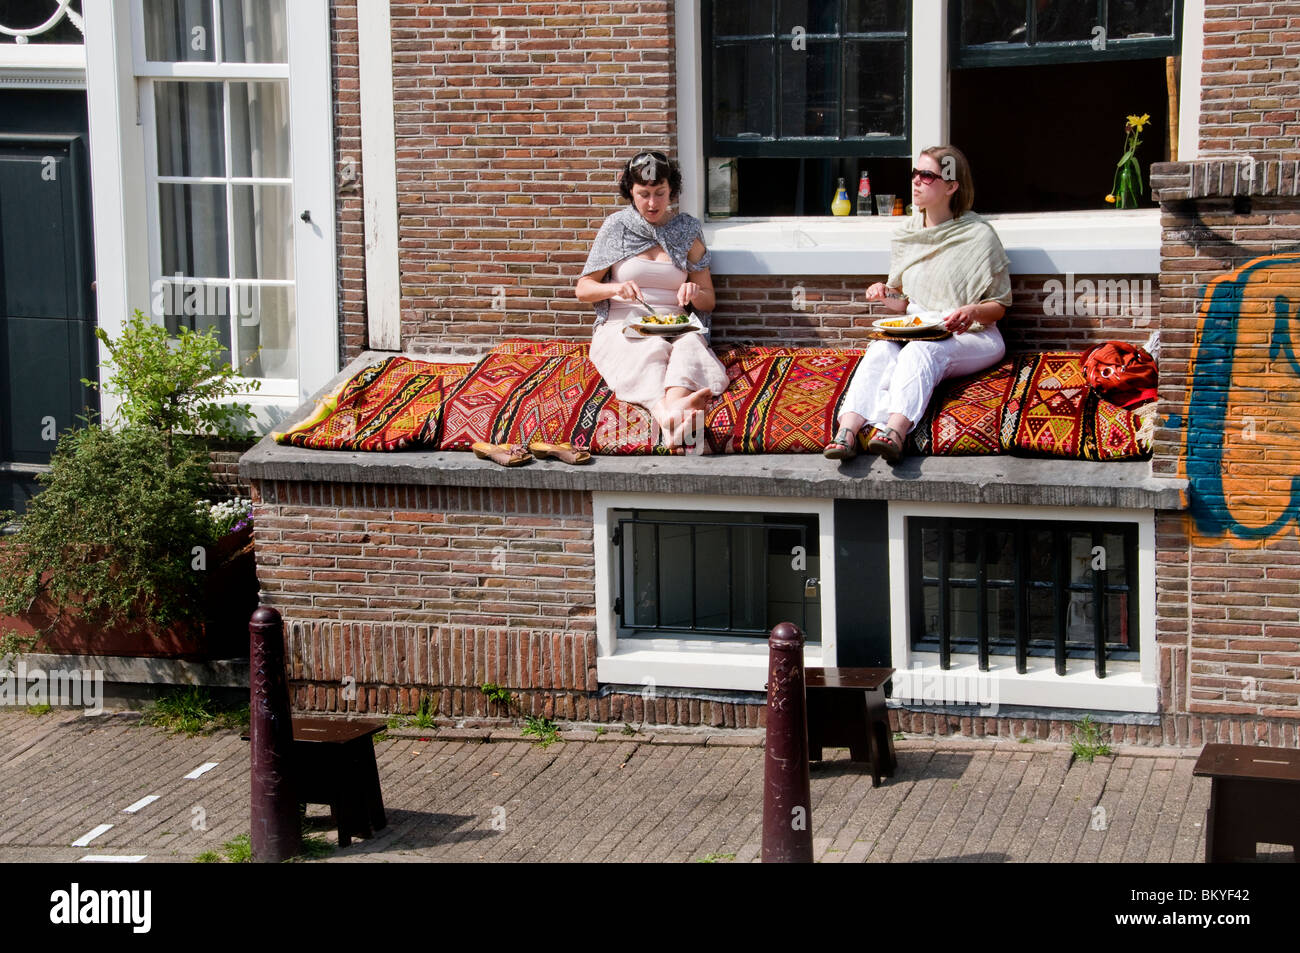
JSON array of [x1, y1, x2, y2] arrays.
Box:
[[893, 652, 1158, 714], [701, 208, 1161, 276], [597, 635, 825, 693]]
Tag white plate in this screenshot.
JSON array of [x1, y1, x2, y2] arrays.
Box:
[[871, 312, 947, 337], [629, 313, 703, 335]]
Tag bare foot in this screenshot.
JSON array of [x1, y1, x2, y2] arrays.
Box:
[[651, 398, 685, 448], [684, 387, 713, 412]]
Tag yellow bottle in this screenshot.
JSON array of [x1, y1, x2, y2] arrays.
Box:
[[831, 177, 851, 216]]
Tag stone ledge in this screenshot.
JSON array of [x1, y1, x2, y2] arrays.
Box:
[[241, 351, 1188, 511], [1153, 159, 1300, 201]]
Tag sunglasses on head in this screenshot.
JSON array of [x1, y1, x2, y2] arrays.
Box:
[[911, 167, 946, 184], [631, 151, 669, 169]]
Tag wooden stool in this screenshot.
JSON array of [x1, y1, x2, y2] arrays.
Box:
[[1193, 743, 1300, 862], [291, 717, 388, 847], [805, 666, 897, 787]]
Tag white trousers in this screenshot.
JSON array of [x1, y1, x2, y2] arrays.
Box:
[[838, 325, 1006, 432]]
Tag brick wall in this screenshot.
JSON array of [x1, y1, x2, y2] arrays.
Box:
[[1200, 0, 1300, 159], [1151, 157, 1300, 733]]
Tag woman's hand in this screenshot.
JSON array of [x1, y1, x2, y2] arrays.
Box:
[[612, 279, 643, 303], [943, 304, 983, 334], [866, 282, 907, 314], [677, 281, 701, 308]]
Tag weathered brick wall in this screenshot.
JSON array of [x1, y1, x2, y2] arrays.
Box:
[[1200, 0, 1300, 159], [333, 0, 368, 363], [1152, 157, 1300, 734]]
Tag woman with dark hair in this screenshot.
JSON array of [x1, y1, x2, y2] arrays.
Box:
[[575, 151, 728, 448], [825, 145, 1012, 464]]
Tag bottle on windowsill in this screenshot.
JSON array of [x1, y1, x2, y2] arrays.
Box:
[[832, 177, 851, 216], [857, 170, 873, 215]]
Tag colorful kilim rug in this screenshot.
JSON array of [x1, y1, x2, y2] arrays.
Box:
[[1000, 352, 1151, 460], [275, 356, 469, 451], [706, 347, 864, 453], [911, 360, 1016, 456]]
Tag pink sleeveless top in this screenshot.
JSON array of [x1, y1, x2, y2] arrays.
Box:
[[604, 255, 686, 326]]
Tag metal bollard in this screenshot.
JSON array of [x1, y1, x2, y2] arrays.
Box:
[[249, 606, 301, 862], [762, 621, 813, 863]]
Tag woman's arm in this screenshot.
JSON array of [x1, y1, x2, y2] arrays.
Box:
[[679, 238, 716, 311], [865, 282, 908, 314], [943, 300, 1007, 334], [575, 267, 642, 305]]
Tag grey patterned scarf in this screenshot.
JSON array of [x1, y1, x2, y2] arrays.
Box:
[[580, 206, 713, 328]]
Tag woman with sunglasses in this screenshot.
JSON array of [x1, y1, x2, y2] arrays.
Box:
[[575, 151, 728, 448], [824, 145, 1012, 464]]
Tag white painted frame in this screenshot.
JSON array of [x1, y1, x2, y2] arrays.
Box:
[[593, 492, 837, 692], [675, 0, 1205, 272], [886, 501, 1158, 714], [357, 0, 400, 351]]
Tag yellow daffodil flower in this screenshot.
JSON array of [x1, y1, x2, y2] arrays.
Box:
[[1105, 194, 1116, 203], [1127, 113, 1151, 133]]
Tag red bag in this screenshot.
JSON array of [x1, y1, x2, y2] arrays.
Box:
[[1080, 342, 1157, 408]]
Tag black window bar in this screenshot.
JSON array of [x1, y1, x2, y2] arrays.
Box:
[[613, 513, 813, 637]]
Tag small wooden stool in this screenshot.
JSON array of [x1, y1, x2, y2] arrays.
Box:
[[805, 666, 897, 787], [291, 717, 388, 847], [1192, 743, 1300, 863]]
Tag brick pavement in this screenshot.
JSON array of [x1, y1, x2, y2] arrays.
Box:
[[1, 709, 1284, 864]]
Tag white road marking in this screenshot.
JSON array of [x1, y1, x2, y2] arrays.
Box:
[[71, 824, 113, 847], [184, 762, 219, 779], [78, 855, 146, 863], [122, 795, 161, 814]]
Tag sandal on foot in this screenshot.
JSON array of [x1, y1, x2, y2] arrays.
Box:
[[823, 426, 858, 460], [866, 426, 905, 464], [472, 441, 534, 467], [528, 440, 592, 465]]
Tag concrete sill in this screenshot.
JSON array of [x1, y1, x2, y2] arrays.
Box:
[[240, 351, 1188, 511]]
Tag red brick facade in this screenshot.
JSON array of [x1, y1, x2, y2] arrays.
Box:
[[239, 2, 1300, 744]]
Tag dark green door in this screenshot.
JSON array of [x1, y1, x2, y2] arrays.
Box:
[[0, 133, 98, 516]]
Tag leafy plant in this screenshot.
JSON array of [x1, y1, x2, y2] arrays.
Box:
[[0, 425, 221, 657], [696, 852, 736, 863], [1105, 113, 1149, 209], [1070, 715, 1113, 762], [386, 694, 438, 731], [621, 723, 637, 736], [86, 309, 259, 449], [521, 713, 560, 748], [480, 682, 516, 713], [25, 703, 52, 716], [143, 687, 248, 736]]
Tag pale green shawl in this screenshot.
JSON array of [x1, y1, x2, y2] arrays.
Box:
[[886, 211, 1012, 315]]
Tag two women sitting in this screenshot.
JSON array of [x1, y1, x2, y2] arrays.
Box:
[[574, 146, 1013, 461]]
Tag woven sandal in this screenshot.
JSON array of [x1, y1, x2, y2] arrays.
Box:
[[472, 442, 534, 467], [823, 426, 859, 461], [528, 440, 592, 465], [866, 426, 905, 464]]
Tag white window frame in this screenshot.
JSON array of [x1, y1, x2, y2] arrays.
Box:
[[594, 492, 837, 692], [85, 0, 336, 428], [676, 0, 1203, 277], [887, 501, 1158, 714]]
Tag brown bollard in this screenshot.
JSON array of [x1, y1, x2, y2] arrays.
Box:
[[249, 606, 301, 862], [762, 621, 813, 863]]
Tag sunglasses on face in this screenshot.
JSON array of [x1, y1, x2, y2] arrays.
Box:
[[911, 168, 946, 184]]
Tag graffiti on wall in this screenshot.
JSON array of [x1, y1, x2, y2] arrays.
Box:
[[1181, 252, 1300, 542]]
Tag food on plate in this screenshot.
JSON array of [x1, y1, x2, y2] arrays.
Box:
[[641, 313, 691, 325], [881, 316, 925, 328]]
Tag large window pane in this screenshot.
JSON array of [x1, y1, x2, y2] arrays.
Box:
[[695, 525, 731, 628], [155, 82, 225, 178], [159, 184, 228, 277], [714, 0, 773, 36], [221, 0, 288, 63], [230, 82, 290, 179], [729, 525, 765, 631], [233, 186, 293, 280], [780, 41, 839, 137], [781, 0, 837, 35], [962, 0, 1027, 46], [233, 284, 295, 381], [844, 41, 906, 137], [1036, 1, 1100, 44], [1069, 533, 1094, 585], [657, 523, 694, 628], [1110, 0, 1175, 39], [846, 1, 907, 33], [143, 0, 216, 62], [714, 43, 774, 139]]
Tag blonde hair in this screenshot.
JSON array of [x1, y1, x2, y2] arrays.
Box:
[[921, 145, 974, 218]]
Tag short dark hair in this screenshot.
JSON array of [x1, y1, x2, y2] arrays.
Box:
[[618, 151, 682, 201]]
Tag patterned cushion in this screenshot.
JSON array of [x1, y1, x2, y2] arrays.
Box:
[[706, 348, 864, 453], [1000, 352, 1151, 460], [275, 356, 468, 451], [911, 360, 1015, 456]]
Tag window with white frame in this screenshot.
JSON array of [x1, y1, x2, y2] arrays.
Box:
[[695, 0, 1188, 217], [0, 0, 83, 45]]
